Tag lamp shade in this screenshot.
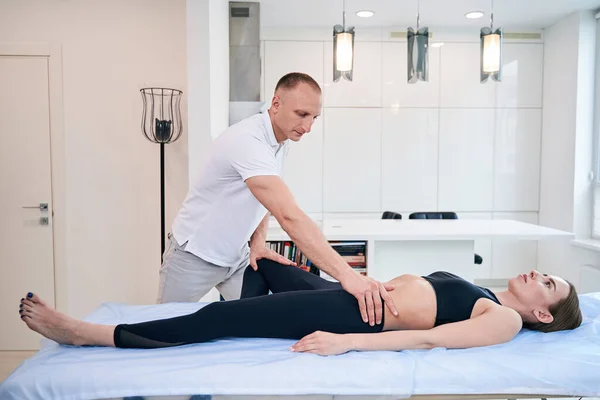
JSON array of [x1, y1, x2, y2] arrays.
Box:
[[335, 32, 354, 72], [480, 27, 503, 83], [140, 87, 183, 144], [407, 26, 429, 83], [482, 33, 501, 72], [333, 25, 355, 82]]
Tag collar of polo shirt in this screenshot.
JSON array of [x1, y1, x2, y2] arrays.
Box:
[[262, 110, 285, 151]]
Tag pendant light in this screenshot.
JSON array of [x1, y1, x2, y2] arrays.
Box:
[[480, 0, 503, 83], [333, 0, 355, 82], [407, 0, 429, 83]]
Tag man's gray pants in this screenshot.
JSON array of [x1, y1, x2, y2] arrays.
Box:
[[157, 232, 248, 303]]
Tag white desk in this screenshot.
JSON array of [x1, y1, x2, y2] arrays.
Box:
[[266, 219, 573, 283]]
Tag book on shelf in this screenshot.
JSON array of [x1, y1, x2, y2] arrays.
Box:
[[265, 240, 367, 277]]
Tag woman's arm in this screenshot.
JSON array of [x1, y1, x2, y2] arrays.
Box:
[[352, 307, 522, 351], [291, 307, 522, 355]]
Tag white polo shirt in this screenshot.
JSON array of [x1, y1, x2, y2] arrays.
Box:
[[171, 111, 288, 267]]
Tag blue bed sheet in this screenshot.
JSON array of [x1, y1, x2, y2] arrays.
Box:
[[1, 293, 599, 400]]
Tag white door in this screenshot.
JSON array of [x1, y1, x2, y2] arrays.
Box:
[[0, 55, 56, 350]]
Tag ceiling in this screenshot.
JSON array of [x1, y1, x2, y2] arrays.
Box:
[[256, 0, 600, 29]]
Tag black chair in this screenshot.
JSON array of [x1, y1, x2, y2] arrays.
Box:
[[409, 211, 458, 220], [408, 212, 483, 265], [382, 211, 402, 219]]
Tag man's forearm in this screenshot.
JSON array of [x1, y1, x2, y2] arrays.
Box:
[[279, 212, 354, 281], [249, 213, 270, 249]]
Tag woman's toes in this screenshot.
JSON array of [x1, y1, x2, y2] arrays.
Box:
[[21, 304, 33, 313], [29, 293, 44, 305], [22, 299, 34, 308]]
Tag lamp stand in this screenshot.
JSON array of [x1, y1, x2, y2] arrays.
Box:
[[140, 87, 183, 266], [160, 142, 166, 262]]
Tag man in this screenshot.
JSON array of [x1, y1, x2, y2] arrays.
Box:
[[158, 72, 398, 326]]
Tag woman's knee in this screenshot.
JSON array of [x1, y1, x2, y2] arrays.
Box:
[[256, 259, 285, 269]]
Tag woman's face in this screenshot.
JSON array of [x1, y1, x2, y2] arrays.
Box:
[[508, 270, 570, 322]]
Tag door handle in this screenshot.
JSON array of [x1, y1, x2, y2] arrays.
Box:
[[22, 203, 48, 211]]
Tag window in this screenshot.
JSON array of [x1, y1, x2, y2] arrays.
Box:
[[592, 14, 600, 238]]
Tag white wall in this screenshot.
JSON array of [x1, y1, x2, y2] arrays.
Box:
[[574, 12, 598, 239], [186, 0, 230, 302], [595, 14, 600, 238], [262, 27, 544, 281], [538, 11, 597, 288], [0, 0, 188, 318], [187, 0, 230, 185]]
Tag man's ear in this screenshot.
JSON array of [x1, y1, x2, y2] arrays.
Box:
[[271, 95, 281, 113], [533, 308, 554, 324]]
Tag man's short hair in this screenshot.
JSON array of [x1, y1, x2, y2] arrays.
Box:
[[274, 72, 321, 93]]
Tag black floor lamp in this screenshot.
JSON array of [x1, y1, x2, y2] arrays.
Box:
[[140, 87, 183, 263]]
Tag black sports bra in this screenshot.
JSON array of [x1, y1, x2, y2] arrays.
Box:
[[422, 271, 501, 326]]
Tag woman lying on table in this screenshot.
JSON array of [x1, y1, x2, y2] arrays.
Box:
[[19, 259, 582, 356]]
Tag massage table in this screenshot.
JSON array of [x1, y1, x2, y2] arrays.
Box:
[[1, 293, 599, 400]]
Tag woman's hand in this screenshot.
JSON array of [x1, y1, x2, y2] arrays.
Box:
[[290, 331, 353, 356]]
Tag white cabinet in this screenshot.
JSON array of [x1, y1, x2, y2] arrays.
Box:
[[323, 41, 382, 107], [381, 108, 439, 211], [440, 43, 496, 108], [382, 42, 440, 108], [323, 108, 382, 212], [261, 38, 544, 236], [496, 43, 544, 108], [438, 109, 495, 211], [264, 41, 324, 99], [494, 109, 542, 211], [282, 117, 324, 213]]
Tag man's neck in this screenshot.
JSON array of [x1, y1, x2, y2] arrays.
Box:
[[268, 108, 287, 143]]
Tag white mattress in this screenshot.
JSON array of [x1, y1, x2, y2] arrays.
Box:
[[1, 293, 600, 400]]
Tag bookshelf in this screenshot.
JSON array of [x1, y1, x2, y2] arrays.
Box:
[[264, 240, 368, 281]]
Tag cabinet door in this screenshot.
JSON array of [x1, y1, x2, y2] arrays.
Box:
[[382, 42, 440, 108], [496, 43, 543, 108], [324, 41, 382, 107], [264, 41, 324, 100], [438, 109, 495, 211], [494, 109, 542, 211], [282, 117, 324, 213], [323, 108, 382, 212], [382, 108, 438, 211], [440, 43, 496, 108]]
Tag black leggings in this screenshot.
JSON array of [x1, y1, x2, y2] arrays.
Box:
[[114, 260, 383, 349]]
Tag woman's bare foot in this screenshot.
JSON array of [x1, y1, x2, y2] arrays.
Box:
[[19, 293, 85, 346]]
